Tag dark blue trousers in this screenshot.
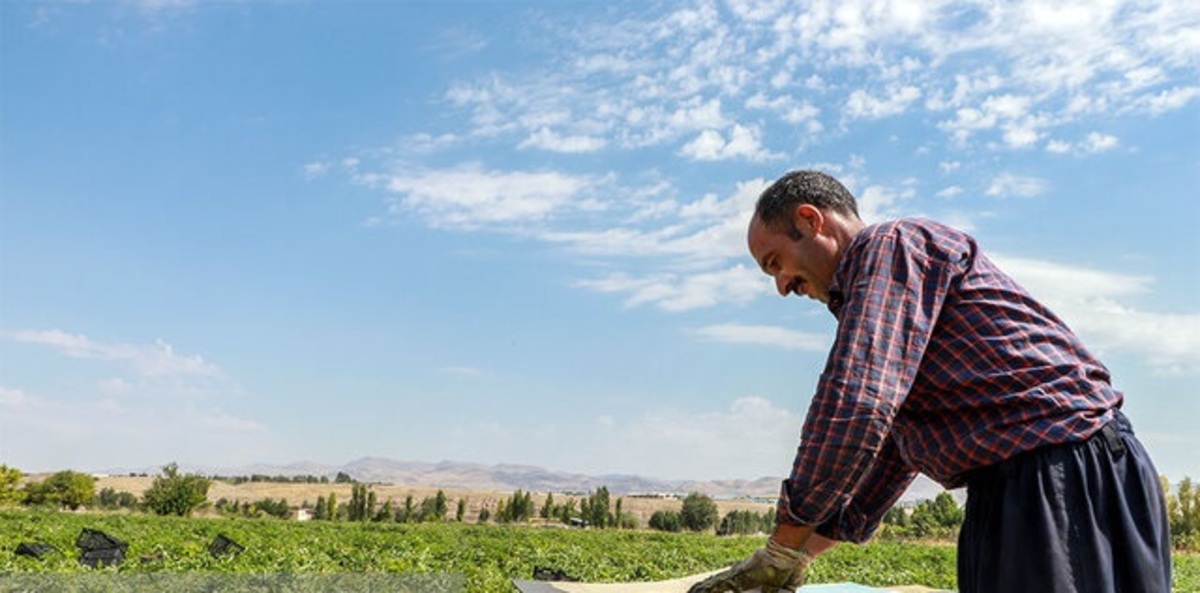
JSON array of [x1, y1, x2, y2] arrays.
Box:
[[958, 411, 1172, 592]]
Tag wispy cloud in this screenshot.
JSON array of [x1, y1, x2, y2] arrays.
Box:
[[679, 125, 783, 162], [6, 329, 223, 379], [575, 265, 764, 312], [0, 383, 269, 471], [985, 172, 1047, 198], [2, 329, 266, 468], [845, 85, 922, 120], [519, 129, 607, 153], [691, 323, 830, 352], [427, 1, 1198, 160], [302, 162, 330, 179], [354, 164, 604, 230], [1045, 131, 1121, 155]]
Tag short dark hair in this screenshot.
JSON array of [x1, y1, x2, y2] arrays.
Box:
[[754, 170, 860, 232]]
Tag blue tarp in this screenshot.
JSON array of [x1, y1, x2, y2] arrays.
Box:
[[801, 585, 893, 592]]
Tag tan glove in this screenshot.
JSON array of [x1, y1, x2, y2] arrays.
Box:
[[687, 538, 814, 593]]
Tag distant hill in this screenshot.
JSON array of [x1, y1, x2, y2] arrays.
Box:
[[102, 457, 955, 502]]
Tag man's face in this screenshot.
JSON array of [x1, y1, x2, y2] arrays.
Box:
[[747, 208, 839, 303]]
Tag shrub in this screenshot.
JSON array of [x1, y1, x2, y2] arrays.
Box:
[[142, 463, 211, 517]]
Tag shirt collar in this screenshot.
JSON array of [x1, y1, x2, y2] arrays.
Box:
[[826, 290, 845, 317], [826, 226, 871, 318]]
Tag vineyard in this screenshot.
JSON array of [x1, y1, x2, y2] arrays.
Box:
[[3, 509, 1199, 592]]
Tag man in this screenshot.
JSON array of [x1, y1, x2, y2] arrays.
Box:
[[690, 170, 1171, 593]]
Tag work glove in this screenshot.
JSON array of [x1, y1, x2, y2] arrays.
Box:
[[687, 538, 813, 593]]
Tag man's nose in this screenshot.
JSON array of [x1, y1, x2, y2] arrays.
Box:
[[775, 275, 791, 297]]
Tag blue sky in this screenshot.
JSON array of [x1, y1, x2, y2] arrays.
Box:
[[2, 0, 1197, 484]]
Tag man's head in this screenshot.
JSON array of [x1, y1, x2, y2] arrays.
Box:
[[748, 170, 864, 303]]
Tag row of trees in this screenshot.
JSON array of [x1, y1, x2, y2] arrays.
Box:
[[648, 492, 722, 533], [1164, 476, 1200, 550], [881, 491, 965, 538], [216, 474, 332, 485], [215, 496, 292, 519], [311, 485, 460, 523], [1, 463, 212, 517]]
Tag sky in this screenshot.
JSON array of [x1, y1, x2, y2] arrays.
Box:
[[1, 0, 1198, 485]]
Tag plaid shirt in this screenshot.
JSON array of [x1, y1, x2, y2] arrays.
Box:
[[778, 219, 1121, 542]]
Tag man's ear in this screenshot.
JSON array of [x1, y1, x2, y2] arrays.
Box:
[[793, 204, 823, 236]]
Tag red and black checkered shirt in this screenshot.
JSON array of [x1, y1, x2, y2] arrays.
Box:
[[779, 218, 1121, 542]]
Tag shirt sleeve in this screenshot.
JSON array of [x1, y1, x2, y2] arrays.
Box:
[[812, 433, 917, 542], [777, 225, 961, 532]]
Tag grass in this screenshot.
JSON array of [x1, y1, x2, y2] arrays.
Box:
[[1, 508, 1196, 591]]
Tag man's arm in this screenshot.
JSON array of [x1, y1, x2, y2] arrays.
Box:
[[771, 522, 816, 549], [804, 533, 839, 556], [814, 433, 918, 543]]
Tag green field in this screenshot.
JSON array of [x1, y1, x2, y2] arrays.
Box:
[[1, 509, 1197, 592]]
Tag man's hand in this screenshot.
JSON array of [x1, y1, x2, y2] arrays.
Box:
[[687, 538, 813, 593]]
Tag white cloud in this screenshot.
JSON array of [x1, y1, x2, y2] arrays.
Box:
[[1083, 132, 1119, 153], [1136, 86, 1200, 115], [363, 164, 600, 229], [982, 94, 1032, 120], [1045, 132, 1121, 155], [985, 173, 1047, 198], [926, 72, 1006, 111], [423, 0, 1194, 158], [857, 183, 916, 224], [401, 133, 461, 154], [576, 265, 764, 312], [1001, 123, 1041, 148], [844, 86, 921, 119], [7, 329, 223, 379], [938, 107, 997, 144], [539, 178, 763, 266], [0, 384, 270, 471], [691, 323, 830, 352], [1046, 139, 1073, 153], [679, 124, 781, 162], [519, 128, 607, 153], [936, 185, 963, 198], [302, 162, 329, 178]]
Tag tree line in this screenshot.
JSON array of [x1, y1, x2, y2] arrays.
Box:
[[214, 474, 333, 485], [880, 491, 965, 538], [1, 463, 211, 516], [5, 462, 1199, 550], [310, 484, 459, 523]]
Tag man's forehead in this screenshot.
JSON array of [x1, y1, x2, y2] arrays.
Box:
[[747, 215, 776, 244], [746, 218, 774, 269]]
